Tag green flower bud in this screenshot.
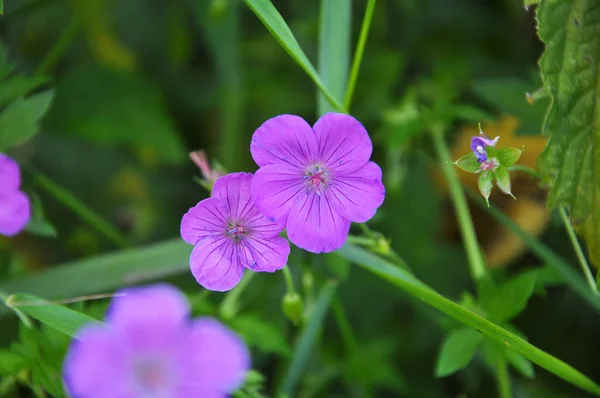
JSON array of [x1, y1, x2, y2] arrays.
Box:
[[282, 292, 304, 325]]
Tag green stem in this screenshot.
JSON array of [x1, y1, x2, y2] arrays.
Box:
[[331, 297, 358, 355], [559, 207, 599, 296], [506, 164, 542, 180], [496, 358, 512, 398], [282, 265, 296, 293], [32, 171, 130, 248], [430, 126, 487, 281], [219, 271, 256, 320], [343, 0, 376, 111], [37, 16, 80, 74]]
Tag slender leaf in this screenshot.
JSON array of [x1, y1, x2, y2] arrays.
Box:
[[4, 293, 103, 337], [317, 0, 351, 115], [435, 328, 482, 377], [0, 91, 53, 151], [244, 0, 345, 112], [537, 0, 600, 266], [480, 271, 537, 323], [279, 281, 338, 397], [338, 244, 600, 395]]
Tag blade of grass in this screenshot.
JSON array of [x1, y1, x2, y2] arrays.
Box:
[[0, 238, 190, 318], [317, 0, 351, 115], [344, 0, 376, 110], [32, 170, 131, 248], [4, 293, 104, 337], [244, 0, 346, 113], [278, 281, 338, 397], [337, 244, 600, 396]]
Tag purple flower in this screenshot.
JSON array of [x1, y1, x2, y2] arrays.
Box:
[[63, 284, 250, 398], [0, 153, 30, 237], [250, 113, 385, 253], [470, 135, 499, 162], [181, 172, 290, 291]]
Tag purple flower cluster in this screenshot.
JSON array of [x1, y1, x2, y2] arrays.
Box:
[[0, 153, 30, 236], [181, 113, 385, 291], [64, 284, 250, 398]]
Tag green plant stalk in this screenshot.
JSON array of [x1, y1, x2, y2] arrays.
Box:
[[506, 164, 542, 180], [559, 207, 599, 296], [344, 0, 376, 110], [37, 16, 80, 74], [282, 265, 295, 293], [430, 126, 487, 281], [33, 171, 130, 248], [219, 271, 256, 320], [496, 357, 512, 398], [331, 297, 358, 355]]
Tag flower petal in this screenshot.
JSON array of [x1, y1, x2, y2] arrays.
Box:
[[177, 318, 250, 395], [238, 235, 290, 272], [329, 161, 385, 222], [190, 237, 244, 291], [313, 113, 372, 173], [0, 191, 30, 237], [251, 164, 304, 225], [63, 325, 130, 398], [286, 192, 351, 253], [0, 153, 21, 193], [211, 172, 257, 221], [250, 114, 318, 168], [181, 197, 226, 245]]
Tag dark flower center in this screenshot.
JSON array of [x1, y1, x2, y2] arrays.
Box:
[[303, 165, 330, 195], [227, 222, 248, 240], [133, 359, 167, 393]]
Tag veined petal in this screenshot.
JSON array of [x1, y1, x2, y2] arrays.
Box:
[[181, 198, 226, 245], [313, 113, 372, 174], [329, 162, 385, 223], [251, 164, 304, 225], [0, 153, 21, 193], [211, 173, 256, 221], [286, 192, 351, 253], [250, 114, 318, 168], [238, 235, 290, 272], [190, 237, 244, 292], [0, 191, 30, 237]]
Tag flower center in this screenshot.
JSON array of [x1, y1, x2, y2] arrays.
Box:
[[303, 165, 330, 195], [133, 359, 167, 393], [227, 222, 248, 240]]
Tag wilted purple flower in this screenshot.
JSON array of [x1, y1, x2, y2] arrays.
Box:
[[181, 172, 290, 291], [0, 153, 30, 237], [470, 135, 499, 162], [63, 284, 250, 398], [250, 113, 385, 253]]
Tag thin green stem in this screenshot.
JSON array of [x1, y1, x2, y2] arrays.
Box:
[[496, 358, 512, 398], [219, 271, 256, 320], [32, 171, 130, 248], [430, 126, 487, 281], [343, 0, 376, 110], [331, 297, 358, 355], [282, 265, 296, 293], [559, 207, 599, 296], [37, 16, 80, 74], [506, 164, 542, 180]]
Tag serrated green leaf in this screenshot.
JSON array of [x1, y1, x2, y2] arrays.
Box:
[[455, 152, 481, 173], [497, 147, 523, 167], [0, 91, 53, 151], [494, 165, 513, 197], [244, 0, 345, 112], [536, 0, 600, 266], [4, 293, 104, 337], [435, 328, 482, 377], [481, 271, 537, 323]]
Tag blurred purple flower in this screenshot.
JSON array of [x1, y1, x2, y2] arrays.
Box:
[[470, 135, 499, 162], [0, 153, 30, 236], [250, 113, 385, 253], [63, 284, 250, 398], [181, 172, 290, 291]]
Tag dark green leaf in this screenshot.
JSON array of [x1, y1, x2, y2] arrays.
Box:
[[231, 314, 291, 356], [480, 271, 537, 323], [323, 251, 350, 280], [25, 194, 57, 238], [0, 349, 25, 376], [455, 152, 481, 173], [435, 328, 482, 377], [0, 91, 53, 151], [0, 74, 49, 107], [497, 147, 523, 167]]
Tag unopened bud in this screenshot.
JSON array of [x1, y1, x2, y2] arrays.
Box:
[[282, 292, 304, 325]]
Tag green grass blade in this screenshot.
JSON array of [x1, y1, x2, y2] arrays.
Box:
[[244, 0, 346, 113], [344, 0, 376, 110], [278, 281, 338, 397], [0, 239, 190, 318], [338, 244, 600, 396], [4, 293, 104, 337], [317, 0, 351, 115]]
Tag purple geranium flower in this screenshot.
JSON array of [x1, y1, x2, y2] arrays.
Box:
[[470, 135, 499, 162], [250, 113, 385, 253], [0, 153, 30, 236], [181, 172, 290, 291], [63, 284, 250, 398]]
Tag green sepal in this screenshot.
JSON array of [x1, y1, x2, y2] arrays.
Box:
[[478, 170, 494, 207], [454, 152, 481, 173], [497, 147, 523, 167], [494, 166, 516, 199]]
